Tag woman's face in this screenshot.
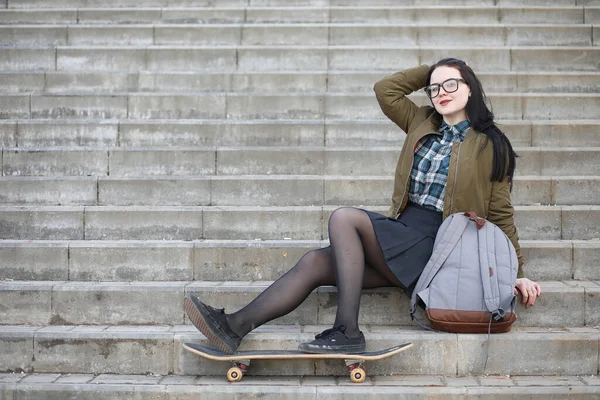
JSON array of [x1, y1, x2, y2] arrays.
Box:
[[428, 66, 471, 124]]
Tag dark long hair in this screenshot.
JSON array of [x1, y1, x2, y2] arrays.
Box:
[[426, 58, 517, 189]]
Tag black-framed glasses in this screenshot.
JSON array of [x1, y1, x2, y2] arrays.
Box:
[[424, 78, 467, 99]]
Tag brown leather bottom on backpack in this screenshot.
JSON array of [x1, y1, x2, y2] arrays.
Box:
[[426, 309, 517, 333]]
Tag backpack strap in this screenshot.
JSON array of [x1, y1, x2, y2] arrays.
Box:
[[409, 213, 470, 317], [478, 221, 504, 320]]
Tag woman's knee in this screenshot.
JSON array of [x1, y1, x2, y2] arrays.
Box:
[[294, 247, 334, 283], [328, 207, 363, 230], [298, 247, 332, 269]]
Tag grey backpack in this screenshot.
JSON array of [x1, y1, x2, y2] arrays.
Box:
[[409, 212, 518, 333]]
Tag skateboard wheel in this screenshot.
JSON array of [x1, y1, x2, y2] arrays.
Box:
[[227, 366, 243, 382], [350, 367, 366, 383]]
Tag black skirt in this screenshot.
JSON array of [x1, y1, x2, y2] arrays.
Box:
[[363, 203, 443, 297]]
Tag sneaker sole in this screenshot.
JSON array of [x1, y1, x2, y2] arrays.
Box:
[[184, 296, 235, 355]]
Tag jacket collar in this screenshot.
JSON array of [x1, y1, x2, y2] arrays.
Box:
[[440, 120, 470, 142], [411, 108, 480, 145]]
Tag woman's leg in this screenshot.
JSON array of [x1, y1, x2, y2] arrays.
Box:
[[326, 207, 403, 337], [185, 207, 400, 353], [228, 207, 400, 336], [226, 243, 395, 338], [226, 247, 335, 338]]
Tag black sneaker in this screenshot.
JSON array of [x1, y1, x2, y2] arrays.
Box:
[[298, 325, 366, 354], [184, 294, 242, 354]]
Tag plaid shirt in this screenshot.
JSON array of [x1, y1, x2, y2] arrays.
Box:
[[408, 120, 471, 212]]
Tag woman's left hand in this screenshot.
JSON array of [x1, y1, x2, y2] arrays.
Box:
[[514, 278, 541, 308]]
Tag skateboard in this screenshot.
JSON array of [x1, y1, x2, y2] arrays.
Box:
[[183, 342, 413, 383]]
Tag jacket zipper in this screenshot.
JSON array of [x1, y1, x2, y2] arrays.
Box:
[[395, 141, 420, 217], [396, 173, 411, 218], [449, 141, 463, 215]]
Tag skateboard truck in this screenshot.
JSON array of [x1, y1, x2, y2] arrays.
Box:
[[227, 360, 251, 382], [345, 359, 367, 383]]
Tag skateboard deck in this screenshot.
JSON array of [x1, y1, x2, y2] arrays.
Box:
[[183, 342, 413, 383]]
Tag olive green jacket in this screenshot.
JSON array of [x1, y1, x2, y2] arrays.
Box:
[[373, 64, 524, 278]]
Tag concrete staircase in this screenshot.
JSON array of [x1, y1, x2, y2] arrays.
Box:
[[1, 1, 600, 398]]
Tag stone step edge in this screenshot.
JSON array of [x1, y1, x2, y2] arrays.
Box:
[[3, 175, 600, 181], [1, 280, 596, 329], [1, 205, 599, 211], [3, 118, 599, 123], [2, 118, 599, 129], [5, 89, 600, 96], [2, 325, 599, 359], [3, 146, 600, 151], [2, 22, 598, 26], [1, 205, 597, 242], [4, 91, 600, 96], [0, 5, 598, 10], [1, 323, 597, 338], [1, 382, 599, 399], [14, 44, 600, 50], [3, 70, 600, 75], [0, 238, 594, 246], [2, 278, 593, 288], [0, 373, 599, 395], [0, 238, 594, 282], [2, 325, 597, 377], [1, 5, 598, 10], [1, 173, 599, 177]]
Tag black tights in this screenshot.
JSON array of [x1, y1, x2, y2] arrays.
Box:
[[226, 207, 404, 338]]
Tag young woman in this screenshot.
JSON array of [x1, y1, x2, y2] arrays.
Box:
[[184, 58, 542, 355]]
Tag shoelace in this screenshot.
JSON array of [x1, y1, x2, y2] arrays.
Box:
[[207, 304, 225, 315], [315, 325, 345, 340]]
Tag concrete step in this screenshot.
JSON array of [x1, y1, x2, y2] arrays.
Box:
[[3, 71, 600, 94], [2, 92, 600, 120], [0, 24, 595, 47], [1, 175, 599, 208], [2, 147, 600, 177], [1, 373, 599, 399], [6, 0, 245, 7], [0, 205, 598, 241], [2, 120, 599, 148], [1, 324, 598, 377], [2, 46, 599, 72], [0, 9, 79, 24], [1, 239, 597, 282], [0, 280, 597, 327], [0, 0, 538, 8], [0, 7, 597, 24], [3, 0, 599, 8]]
